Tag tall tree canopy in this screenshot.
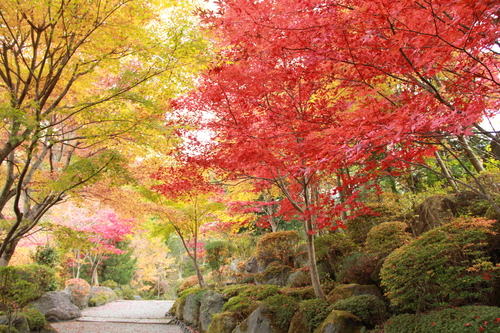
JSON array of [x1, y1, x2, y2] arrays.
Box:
[[174, 0, 500, 298], [0, 0, 209, 265]]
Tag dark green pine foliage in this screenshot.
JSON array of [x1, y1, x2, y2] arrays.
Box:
[[101, 241, 137, 285]]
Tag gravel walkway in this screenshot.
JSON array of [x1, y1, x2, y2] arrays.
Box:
[[51, 300, 183, 333]]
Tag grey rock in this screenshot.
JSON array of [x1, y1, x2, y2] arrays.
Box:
[[233, 306, 279, 333], [199, 290, 224, 332], [31, 291, 81, 322], [183, 293, 199, 327], [245, 257, 258, 273]]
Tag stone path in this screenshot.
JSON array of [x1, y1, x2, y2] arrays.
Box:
[[51, 300, 184, 333]]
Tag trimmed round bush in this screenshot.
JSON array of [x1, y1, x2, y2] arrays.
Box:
[[256, 231, 301, 267], [298, 298, 332, 332], [381, 217, 500, 312], [332, 294, 387, 328], [364, 221, 411, 253], [262, 294, 298, 330], [385, 305, 500, 333], [315, 232, 357, 267]]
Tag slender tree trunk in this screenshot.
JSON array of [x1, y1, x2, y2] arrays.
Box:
[[457, 135, 485, 173], [192, 258, 206, 289], [434, 151, 459, 192], [304, 217, 326, 300]]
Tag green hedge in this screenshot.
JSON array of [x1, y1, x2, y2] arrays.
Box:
[[385, 306, 500, 333]]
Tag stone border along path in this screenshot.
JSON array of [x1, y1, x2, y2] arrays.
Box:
[[51, 300, 186, 333]]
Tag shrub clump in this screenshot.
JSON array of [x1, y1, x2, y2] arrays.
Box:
[[262, 294, 298, 331], [381, 217, 500, 312], [101, 280, 118, 289], [21, 306, 46, 331], [364, 221, 411, 253], [256, 231, 301, 267], [281, 286, 316, 301], [385, 305, 500, 333], [332, 294, 387, 328], [298, 298, 332, 332], [336, 252, 382, 284], [315, 232, 357, 276]]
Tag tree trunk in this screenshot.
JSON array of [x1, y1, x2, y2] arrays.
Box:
[[434, 151, 459, 192], [304, 218, 326, 300], [192, 258, 206, 288], [457, 135, 485, 173], [0, 238, 20, 267]]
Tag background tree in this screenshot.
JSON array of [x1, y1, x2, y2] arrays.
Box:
[[148, 162, 226, 289], [0, 0, 209, 266]]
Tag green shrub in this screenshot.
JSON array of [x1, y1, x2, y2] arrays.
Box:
[[221, 284, 254, 299], [253, 284, 280, 300], [14, 264, 58, 292], [384, 313, 419, 333], [332, 295, 386, 327], [32, 245, 59, 268], [298, 298, 332, 332], [205, 240, 233, 272], [0, 267, 42, 329], [256, 231, 301, 267], [120, 285, 136, 300], [385, 305, 500, 333], [262, 294, 298, 331], [21, 306, 46, 331], [101, 280, 118, 289], [364, 221, 411, 253], [0, 325, 18, 333], [336, 252, 381, 284], [315, 232, 357, 273], [281, 286, 316, 301], [381, 217, 500, 312], [222, 295, 258, 320]]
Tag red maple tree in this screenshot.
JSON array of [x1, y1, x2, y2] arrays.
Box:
[[174, 0, 500, 298]]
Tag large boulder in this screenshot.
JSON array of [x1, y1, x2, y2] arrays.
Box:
[[199, 290, 224, 332], [412, 195, 456, 236], [31, 291, 81, 322], [327, 284, 382, 304], [64, 278, 91, 309], [89, 286, 118, 307], [288, 311, 309, 333], [314, 310, 363, 333], [233, 306, 284, 333], [182, 293, 199, 327]]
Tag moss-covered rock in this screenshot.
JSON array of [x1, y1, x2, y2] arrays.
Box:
[[199, 290, 225, 332], [89, 286, 118, 307], [313, 310, 363, 333], [206, 311, 239, 333], [327, 284, 382, 304], [288, 311, 309, 333], [233, 306, 286, 333]]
